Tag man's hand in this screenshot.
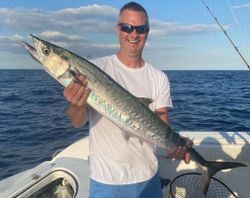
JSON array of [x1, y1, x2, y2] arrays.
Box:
[[64, 75, 90, 107], [154, 108, 193, 164], [166, 138, 193, 164], [64, 75, 91, 128]]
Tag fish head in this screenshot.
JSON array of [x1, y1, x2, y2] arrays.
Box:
[[23, 34, 72, 85]]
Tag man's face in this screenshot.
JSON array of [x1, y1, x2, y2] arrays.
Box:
[[116, 9, 149, 57]]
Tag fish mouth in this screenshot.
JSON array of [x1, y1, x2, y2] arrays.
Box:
[[22, 34, 42, 64]]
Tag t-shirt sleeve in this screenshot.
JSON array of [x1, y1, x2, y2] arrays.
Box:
[[154, 72, 173, 109]]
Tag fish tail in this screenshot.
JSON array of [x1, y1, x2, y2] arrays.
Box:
[[202, 160, 246, 195], [188, 147, 247, 195]]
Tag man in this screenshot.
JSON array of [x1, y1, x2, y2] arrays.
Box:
[[64, 2, 192, 198]]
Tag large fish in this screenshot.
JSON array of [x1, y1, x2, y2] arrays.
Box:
[[23, 35, 246, 195]]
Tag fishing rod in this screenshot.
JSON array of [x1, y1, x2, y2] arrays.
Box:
[[200, 0, 250, 70]]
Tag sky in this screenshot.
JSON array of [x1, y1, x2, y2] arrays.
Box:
[[0, 0, 250, 70]]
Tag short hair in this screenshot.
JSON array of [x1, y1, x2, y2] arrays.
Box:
[[119, 2, 149, 23]]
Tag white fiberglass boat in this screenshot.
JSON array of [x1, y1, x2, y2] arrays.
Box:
[[0, 131, 249, 198]]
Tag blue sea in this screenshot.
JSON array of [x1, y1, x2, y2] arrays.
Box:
[[0, 70, 250, 180]]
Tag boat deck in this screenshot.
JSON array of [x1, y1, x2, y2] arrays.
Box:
[[0, 131, 249, 197]]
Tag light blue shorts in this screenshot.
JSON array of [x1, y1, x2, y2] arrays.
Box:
[[89, 172, 163, 198]]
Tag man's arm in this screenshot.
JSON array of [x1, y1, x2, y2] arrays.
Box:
[[155, 107, 192, 164], [64, 76, 90, 128], [155, 107, 169, 123]]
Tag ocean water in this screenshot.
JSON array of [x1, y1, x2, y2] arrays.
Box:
[[0, 70, 250, 180]]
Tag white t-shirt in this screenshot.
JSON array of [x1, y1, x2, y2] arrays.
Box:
[[88, 54, 172, 185]]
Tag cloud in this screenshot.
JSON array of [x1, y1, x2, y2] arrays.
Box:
[[91, 43, 119, 50], [0, 5, 118, 34], [39, 31, 84, 48], [56, 4, 118, 18], [38, 31, 118, 56], [0, 30, 119, 58], [231, 3, 250, 10], [0, 4, 225, 57], [0, 34, 24, 53], [0, 8, 52, 32], [0, 4, 121, 57], [0, 5, 223, 37], [149, 20, 223, 37]]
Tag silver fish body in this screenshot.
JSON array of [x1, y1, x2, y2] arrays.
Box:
[[23, 35, 246, 195], [23, 35, 182, 149]]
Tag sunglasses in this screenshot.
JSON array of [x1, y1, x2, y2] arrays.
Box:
[[119, 23, 149, 34]]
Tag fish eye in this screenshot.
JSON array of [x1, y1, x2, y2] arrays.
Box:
[[42, 47, 50, 56]]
